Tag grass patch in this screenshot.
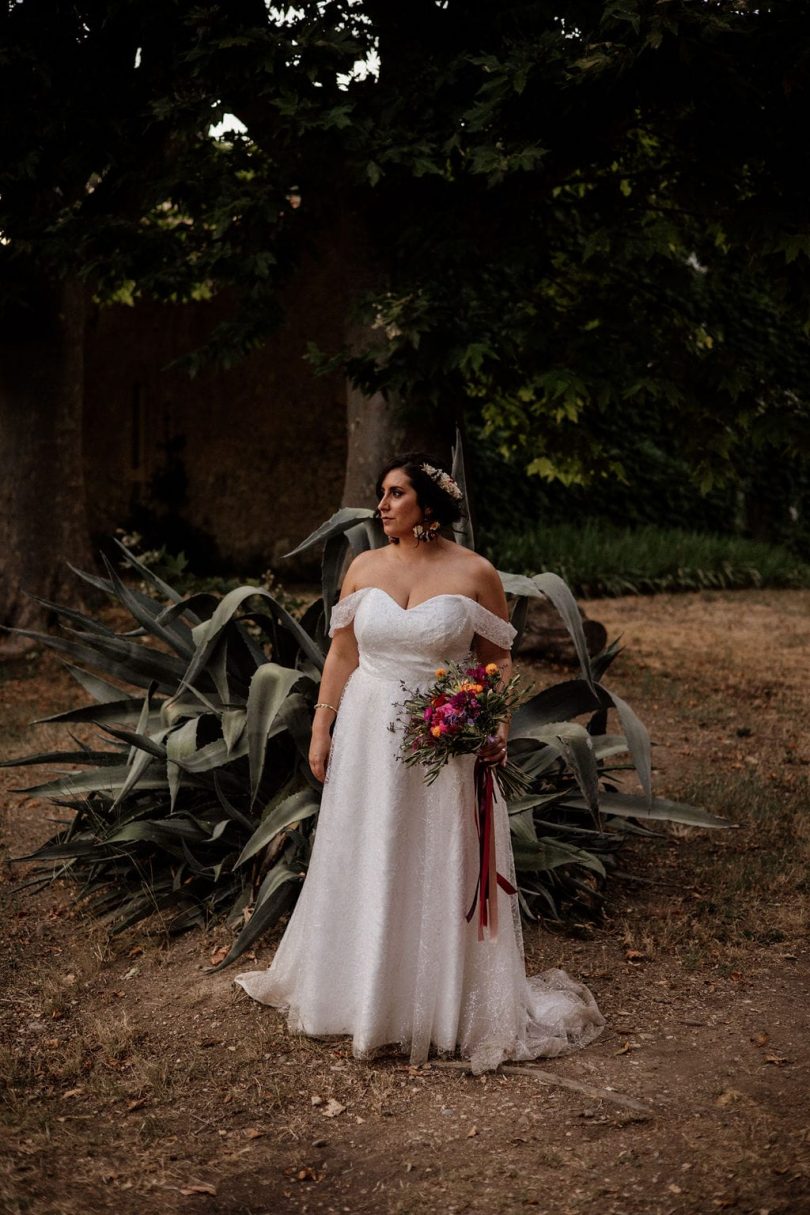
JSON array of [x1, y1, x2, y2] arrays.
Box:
[[483, 521, 810, 597], [619, 768, 809, 965]]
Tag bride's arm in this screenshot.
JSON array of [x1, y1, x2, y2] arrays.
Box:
[[308, 603, 360, 784], [472, 562, 513, 767]]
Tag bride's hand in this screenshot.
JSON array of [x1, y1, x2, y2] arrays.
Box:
[[309, 733, 331, 784], [479, 724, 508, 767]]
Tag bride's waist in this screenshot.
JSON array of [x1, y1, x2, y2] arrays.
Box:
[[355, 658, 439, 686]]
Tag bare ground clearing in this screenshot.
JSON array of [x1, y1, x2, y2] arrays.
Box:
[[1, 589, 808, 1215]]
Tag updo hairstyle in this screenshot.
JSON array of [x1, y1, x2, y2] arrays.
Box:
[[375, 452, 465, 529]]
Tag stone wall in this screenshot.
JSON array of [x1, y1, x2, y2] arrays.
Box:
[[82, 252, 347, 575]]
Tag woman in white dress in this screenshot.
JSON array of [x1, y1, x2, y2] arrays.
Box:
[[235, 454, 605, 1073]]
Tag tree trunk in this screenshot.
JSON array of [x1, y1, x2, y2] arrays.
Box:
[[333, 187, 457, 508], [0, 273, 93, 650], [341, 362, 406, 508]]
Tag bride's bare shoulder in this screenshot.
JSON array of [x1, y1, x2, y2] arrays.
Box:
[[340, 549, 389, 595], [451, 546, 500, 580]]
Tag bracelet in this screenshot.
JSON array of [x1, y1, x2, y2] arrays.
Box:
[[313, 702, 338, 716]]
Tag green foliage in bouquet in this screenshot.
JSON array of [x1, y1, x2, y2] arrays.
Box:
[[5, 489, 732, 966], [393, 659, 530, 799]]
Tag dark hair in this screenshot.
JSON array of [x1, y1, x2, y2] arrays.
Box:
[[375, 451, 464, 528]]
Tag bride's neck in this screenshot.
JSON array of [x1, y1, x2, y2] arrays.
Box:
[[388, 538, 448, 565]]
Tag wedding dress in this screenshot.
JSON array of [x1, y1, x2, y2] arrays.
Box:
[[235, 587, 605, 1073]]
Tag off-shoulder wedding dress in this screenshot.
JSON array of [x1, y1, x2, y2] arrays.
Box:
[[235, 587, 605, 1073]]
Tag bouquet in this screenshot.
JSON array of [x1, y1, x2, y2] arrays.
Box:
[[392, 659, 531, 942], [394, 659, 530, 800]]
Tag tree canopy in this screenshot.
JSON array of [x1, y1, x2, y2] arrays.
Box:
[[1, 1, 809, 632]]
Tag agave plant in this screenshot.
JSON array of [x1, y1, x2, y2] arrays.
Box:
[[4, 467, 731, 966]]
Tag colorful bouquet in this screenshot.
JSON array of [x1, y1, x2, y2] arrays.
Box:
[[393, 659, 530, 800], [393, 659, 531, 941]]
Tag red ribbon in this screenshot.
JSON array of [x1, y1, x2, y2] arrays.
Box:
[[465, 758, 517, 942]]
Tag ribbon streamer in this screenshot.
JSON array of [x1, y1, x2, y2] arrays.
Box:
[[465, 758, 517, 942]]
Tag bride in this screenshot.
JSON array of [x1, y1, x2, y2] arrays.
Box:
[[235, 453, 606, 1073]]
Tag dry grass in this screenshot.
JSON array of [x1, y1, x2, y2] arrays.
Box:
[[1, 588, 809, 1215]]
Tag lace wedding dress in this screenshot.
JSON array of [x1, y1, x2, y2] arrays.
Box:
[[235, 587, 605, 1073]]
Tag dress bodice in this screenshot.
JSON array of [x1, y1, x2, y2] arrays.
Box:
[[329, 587, 517, 684]]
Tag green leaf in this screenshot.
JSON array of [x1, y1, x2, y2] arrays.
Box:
[[34, 698, 163, 727], [1, 749, 122, 770], [15, 764, 165, 799], [166, 718, 199, 811], [511, 680, 602, 736], [100, 554, 194, 658], [185, 585, 323, 681], [60, 663, 128, 704], [565, 792, 734, 828], [590, 734, 629, 760], [246, 663, 304, 803], [111, 539, 186, 607], [599, 686, 652, 806], [322, 532, 350, 621], [105, 817, 208, 846], [512, 837, 606, 877], [531, 573, 596, 692], [284, 508, 377, 557], [235, 788, 320, 868], [498, 571, 543, 598], [451, 426, 475, 550], [222, 709, 246, 755], [11, 627, 186, 690], [211, 864, 302, 970]]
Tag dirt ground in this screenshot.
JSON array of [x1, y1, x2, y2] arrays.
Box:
[[1, 589, 808, 1215]]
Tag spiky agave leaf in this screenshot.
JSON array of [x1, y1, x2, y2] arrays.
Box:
[[9, 476, 726, 962]]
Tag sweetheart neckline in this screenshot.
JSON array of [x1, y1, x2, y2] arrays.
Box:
[[358, 587, 479, 612]]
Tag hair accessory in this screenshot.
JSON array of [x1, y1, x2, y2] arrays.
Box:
[[313, 702, 338, 715], [413, 520, 440, 543], [420, 463, 463, 501]]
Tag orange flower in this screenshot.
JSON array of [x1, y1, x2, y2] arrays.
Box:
[[435, 667, 447, 678], [472, 683, 484, 694], [430, 725, 443, 738], [485, 662, 499, 676]]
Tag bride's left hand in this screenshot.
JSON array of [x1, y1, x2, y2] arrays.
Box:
[[478, 724, 508, 767]]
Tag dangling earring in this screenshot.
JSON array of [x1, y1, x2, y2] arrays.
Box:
[[413, 517, 440, 543]]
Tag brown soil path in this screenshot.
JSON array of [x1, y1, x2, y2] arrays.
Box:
[[1, 589, 808, 1215]]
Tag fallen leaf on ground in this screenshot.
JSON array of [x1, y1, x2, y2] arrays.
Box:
[[310, 1095, 324, 1107], [282, 1166, 324, 1183], [764, 1053, 789, 1067], [752, 1032, 769, 1047], [209, 946, 228, 966], [179, 1183, 216, 1196], [715, 1088, 745, 1106], [322, 1098, 346, 1118], [243, 1128, 264, 1139], [624, 949, 647, 962], [126, 1097, 147, 1112], [63, 1087, 83, 1099], [467, 1125, 478, 1138]]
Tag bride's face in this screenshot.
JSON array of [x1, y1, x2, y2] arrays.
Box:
[[378, 469, 424, 541]]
